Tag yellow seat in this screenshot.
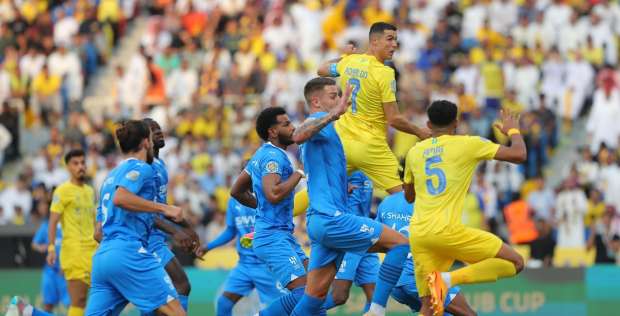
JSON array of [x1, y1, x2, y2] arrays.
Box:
[[553, 247, 595, 267]]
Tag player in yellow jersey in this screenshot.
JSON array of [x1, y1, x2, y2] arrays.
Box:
[[317, 22, 430, 194], [47, 149, 98, 316], [403, 101, 526, 316]]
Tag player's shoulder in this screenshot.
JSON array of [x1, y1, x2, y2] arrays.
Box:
[[123, 159, 154, 178], [53, 181, 72, 194]]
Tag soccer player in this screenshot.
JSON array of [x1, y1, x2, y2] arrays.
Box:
[[376, 185, 475, 316], [85, 120, 185, 316], [46, 149, 98, 316], [203, 193, 287, 315], [32, 206, 70, 312], [142, 118, 195, 313], [323, 171, 379, 313], [404, 101, 526, 316], [290, 77, 409, 316], [317, 22, 430, 194], [230, 107, 308, 316]]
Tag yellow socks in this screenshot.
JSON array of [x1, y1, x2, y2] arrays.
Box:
[[68, 306, 85, 316], [450, 258, 516, 285]]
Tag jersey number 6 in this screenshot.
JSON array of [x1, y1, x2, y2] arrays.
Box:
[[425, 156, 446, 195]]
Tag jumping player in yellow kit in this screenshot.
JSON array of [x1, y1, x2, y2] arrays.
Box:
[[403, 101, 526, 316], [47, 149, 98, 316], [317, 22, 429, 194]]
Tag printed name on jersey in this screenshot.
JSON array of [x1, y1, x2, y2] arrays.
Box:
[[344, 67, 368, 78], [235, 215, 255, 227], [382, 212, 411, 222], [126, 170, 140, 181], [360, 224, 375, 234]]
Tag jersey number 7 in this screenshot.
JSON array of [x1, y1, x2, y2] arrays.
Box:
[[425, 156, 446, 195], [348, 78, 361, 114]]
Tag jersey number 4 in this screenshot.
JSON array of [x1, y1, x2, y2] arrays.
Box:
[[425, 156, 446, 195], [348, 78, 361, 113]]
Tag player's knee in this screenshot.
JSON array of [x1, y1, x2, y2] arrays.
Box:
[[332, 291, 349, 306]]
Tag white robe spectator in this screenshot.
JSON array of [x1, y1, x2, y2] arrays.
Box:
[[166, 61, 198, 113], [451, 61, 479, 97], [212, 148, 241, 178], [19, 50, 46, 81], [541, 56, 566, 111], [461, 0, 487, 40], [514, 59, 540, 110], [262, 15, 296, 53], [558, 15, 589, 56], [598, 163, 620, 212], [589, 15, 617, 66], [559, 56, 594, 120], [53, 12, 79, 47], [489, 0, 517, 35], [555, 186, 588, 248], [0, 182, 32, 223], [394, 23, 427, 66], [0, 67, 9, 105], [586, 89, 620, 153], [544, 0, 573, 30], [47, 48, 83, 101]]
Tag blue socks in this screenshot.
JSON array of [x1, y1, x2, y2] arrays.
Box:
[[372, 244, 408, 307], [291, 294, 325, 316], [322, 292, 336, 310], [178, 295, 189, 311], [363, 302, 371, 313], [32, 308, 54, 316], [260, 286, 305, 316], [216, 295, 235, 316]]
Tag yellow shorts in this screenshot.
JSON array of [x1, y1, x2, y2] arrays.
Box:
[[410, 225, 503, 296], [60, 244, 97, 284], [338, 134, 401, 191]]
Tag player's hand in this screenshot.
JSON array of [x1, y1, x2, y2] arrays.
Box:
[[330, 84, 353, 120], [341, 43, 356, 55], [172, 229, 194, 252], [46, 251, 56, 266], [162, 204, 183, 222], [494, 109, 521, 136], [348, 183, 359, 194], [195, 246, 206, 258], [416, 127, 432, 140]]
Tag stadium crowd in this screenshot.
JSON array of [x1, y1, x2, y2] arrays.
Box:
[[1, 0, 620, 267]]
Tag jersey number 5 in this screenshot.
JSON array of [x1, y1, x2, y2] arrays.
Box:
[[425, 156, 446, 195], [348, 78, 361, 113]]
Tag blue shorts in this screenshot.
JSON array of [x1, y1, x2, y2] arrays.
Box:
[[224, 261, 287, 304], [391, 283, 461, 313], [253, 230, 308, 288], [335, 252, 379, 286], [85, 241, 179, 316], [306, 213, 383, 272], [41, 268, 70, 306], [148, 240, 175, 267]]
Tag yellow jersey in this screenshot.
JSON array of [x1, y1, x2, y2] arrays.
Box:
[[335, 53, 397, 141], [404, 135, 499, 234], [50, 181, 98, 250]]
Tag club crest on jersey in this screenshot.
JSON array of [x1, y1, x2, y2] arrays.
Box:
[[266, 161, 279, 174], [126, 170, 140, 181], [52, 194, 60, 204], [391, 79, 396, 93]]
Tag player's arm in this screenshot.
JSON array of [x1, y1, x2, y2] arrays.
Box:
[[31, 225, 47, 253], [403, 151, 416, 203], [262, 172, 303, 204], [94, 221, 102, 243], [154, 217, 199, 253], [317, 44, 355, 77], [113, 187, 183, 221], [492, 110, 527, 164], [46, 190, 62, 266], [383, 101, 430, 139], [204, 201, 238, 252], [230, 170, 257, 208], [292, 85, 352, 144]]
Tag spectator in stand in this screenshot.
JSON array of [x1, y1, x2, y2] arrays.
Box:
[[0, 174, 32, 224], [555, 178, 588, 248], [588, 206, 620, 264]]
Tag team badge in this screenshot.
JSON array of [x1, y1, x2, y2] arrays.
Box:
[[126, 170, 140, 181], [266, 161, 279, 174]]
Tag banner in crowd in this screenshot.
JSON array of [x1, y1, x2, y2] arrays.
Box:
[[0, 266, 619, 315]]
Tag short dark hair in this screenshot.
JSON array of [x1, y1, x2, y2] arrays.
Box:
[[304, 77, 336, 103], [256, 107, 287, 141], [64, 148, 85, 164], [427, 100, 458, 127], [142, 117, 160, 131], [369, 22, 397, 39], [115, 120, 151, 154]]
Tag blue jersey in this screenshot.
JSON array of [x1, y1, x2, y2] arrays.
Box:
[[32, 220, 62, 271], [149, 158, 169, 243], [301, 112, 348, 216], [376, 191, 415, 286], [226, 198, 261, 264], [97, 158, 157, 245], [347, 171, 373, 217], [245, 143, 295, 232]]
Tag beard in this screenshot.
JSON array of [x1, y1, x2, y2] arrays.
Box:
[[279, 133, 294, 146], [146, 148, 154, 164], [154, 139, 165, 149]]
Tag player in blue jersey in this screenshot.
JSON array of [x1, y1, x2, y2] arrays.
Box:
[[142, 118, 197, 314], [230, 107, 308, 316], [203, 193, 287, 316], [290, 77, 410, 316], [32, 205, 70, 313], [323, 171, 379, 313], [85, 120, 186, 316], [376, 188, 475, 316]]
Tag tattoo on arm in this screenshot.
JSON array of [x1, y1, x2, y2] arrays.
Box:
[[293, 116, 335, 144]]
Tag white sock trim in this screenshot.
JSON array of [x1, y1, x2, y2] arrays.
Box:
[[368, 303, 386, 315], [23, 305, 33, 316], [441, 272, 452, 288]]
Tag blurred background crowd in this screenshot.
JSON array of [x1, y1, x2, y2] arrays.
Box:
[[1, 0, 620, 268]]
